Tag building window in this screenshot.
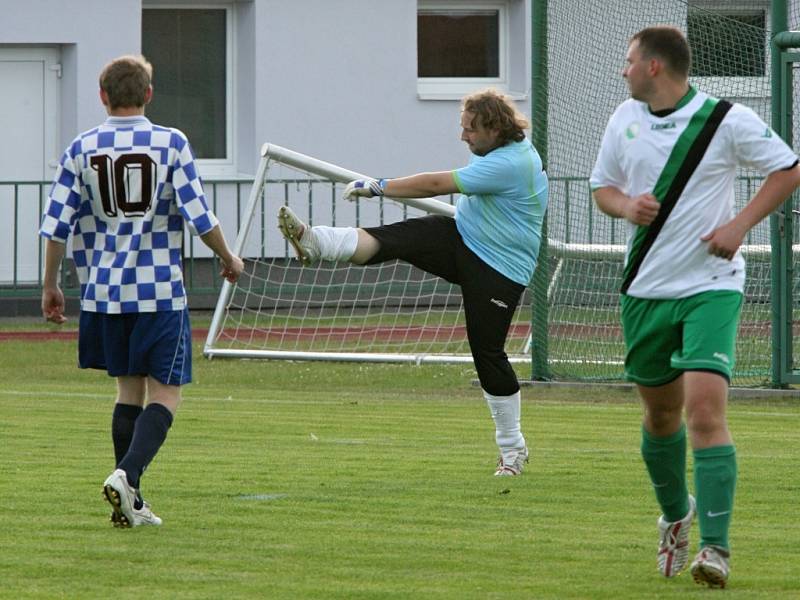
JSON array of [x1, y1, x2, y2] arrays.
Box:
[[687, 6, 767, 77], [417, 1, 527, 100], [142, 7, 231, 162], [418, 9, 500, 78]]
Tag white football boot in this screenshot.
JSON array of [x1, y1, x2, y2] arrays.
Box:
[[691, 545, 730, 588], [277, 206, 320, 266], [103, 469, 162, 528], [656, 494, 695, 577], [494, 446, 529, 476]]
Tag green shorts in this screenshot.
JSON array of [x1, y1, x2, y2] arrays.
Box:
[[620, 290, 743, 386]]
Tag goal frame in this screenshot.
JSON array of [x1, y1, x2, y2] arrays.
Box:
[[203, 142, 496, 364]]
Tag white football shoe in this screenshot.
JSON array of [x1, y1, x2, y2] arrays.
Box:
[[277, 206, 320, 266], [494, 446, 529, 476], [691, 545, 730, 588], [103, 469, 162, 528], [656, 494, 695, 577], [108, 500, 157, 528]]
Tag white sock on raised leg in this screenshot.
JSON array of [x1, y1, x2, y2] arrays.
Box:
[[484, 389, 526, 463], [307, 226, 359, 261]]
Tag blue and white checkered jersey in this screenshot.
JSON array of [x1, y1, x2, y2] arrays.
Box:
[[39, 116, 219, 313], [452, 138, 548, 286]]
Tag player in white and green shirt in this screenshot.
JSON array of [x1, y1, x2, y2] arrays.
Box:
[[591, 26, 800, 588], [592, 87, 795, 300]]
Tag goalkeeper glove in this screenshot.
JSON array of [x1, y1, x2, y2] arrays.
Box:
[[343, 178, 386, 201]]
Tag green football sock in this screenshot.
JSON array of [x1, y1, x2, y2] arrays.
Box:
[[641, 424, 689, 522], [694, 444, 736, 551]]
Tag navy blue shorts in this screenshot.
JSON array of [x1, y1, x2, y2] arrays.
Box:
[[78, 308, 192, 385]]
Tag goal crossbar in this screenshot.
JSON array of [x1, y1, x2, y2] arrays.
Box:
[[259, 144, 455, 217]]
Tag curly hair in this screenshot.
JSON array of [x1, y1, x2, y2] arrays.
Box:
[[99, 55, 153, 110], [461, 89, 529, 145]]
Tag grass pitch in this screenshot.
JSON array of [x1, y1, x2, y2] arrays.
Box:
[[0, 331, 798, 599]]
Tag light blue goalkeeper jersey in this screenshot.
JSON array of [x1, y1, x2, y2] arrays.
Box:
[[452, 138, 548, 286]]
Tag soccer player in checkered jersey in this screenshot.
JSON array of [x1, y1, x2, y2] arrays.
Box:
[[39, 55, 244, 528], [277, 89, 548, 478], [591, 27, 800, 587]]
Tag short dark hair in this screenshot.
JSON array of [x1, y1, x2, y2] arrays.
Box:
[[631, 26, 691, 78], [99, 55, 153, 109], [461, 89, 529, 145]]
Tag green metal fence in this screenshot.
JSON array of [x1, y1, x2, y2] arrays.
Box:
[[0, 179, 255, 299], [2, 175, 788, 300]]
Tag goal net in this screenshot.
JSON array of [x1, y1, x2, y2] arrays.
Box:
[[204, 144, 535, 365], [535, 0, 791, 386], [206, 0, 795, 386]]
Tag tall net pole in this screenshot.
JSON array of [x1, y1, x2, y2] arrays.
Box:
[[530, 0, 550, 380], [770, 0, 788, 386]]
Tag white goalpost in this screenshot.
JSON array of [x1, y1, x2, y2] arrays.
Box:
[[203, 143, 535, 365]]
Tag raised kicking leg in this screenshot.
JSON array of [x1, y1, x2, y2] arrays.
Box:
[[277, 205, 378, 265]]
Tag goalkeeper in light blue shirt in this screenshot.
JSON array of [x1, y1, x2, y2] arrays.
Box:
[[277, 89, 548, 476]]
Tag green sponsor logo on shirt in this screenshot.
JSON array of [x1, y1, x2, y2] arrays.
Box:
[[651, 121, 677, 131], [624, 122, 640, 139], [762, 127, 773, 138]]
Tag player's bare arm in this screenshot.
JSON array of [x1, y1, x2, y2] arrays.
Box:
[[593, 186, 660, 225], [383, 172, 459, 198], [343, 172, 458, 200], [41, 239, 67, 324], [701, 163, 800, 260], [199, 225, 245, 283]]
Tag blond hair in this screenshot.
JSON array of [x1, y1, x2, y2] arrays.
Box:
[[462, 89, 529, 145], [99, 55, 153, 109]]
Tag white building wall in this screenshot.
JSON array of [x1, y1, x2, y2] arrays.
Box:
[[1, 0, 791, 179], [250, 0, 528, 178], [0, 0, 531, 275], [0, 0, 141, 154], [0, 0, 530, 178]]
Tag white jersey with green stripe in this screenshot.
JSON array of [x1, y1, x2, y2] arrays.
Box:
[[590, 87, 797, 299]]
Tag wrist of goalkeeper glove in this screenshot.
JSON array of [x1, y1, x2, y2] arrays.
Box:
[[344, 178, 387, 201]]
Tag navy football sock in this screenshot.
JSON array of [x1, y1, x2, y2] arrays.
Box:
[[111, 403, 143, 467], [118, 403, 174, 490]]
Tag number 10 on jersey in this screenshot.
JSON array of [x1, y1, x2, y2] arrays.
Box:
[[90, 153, 156, 218]]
